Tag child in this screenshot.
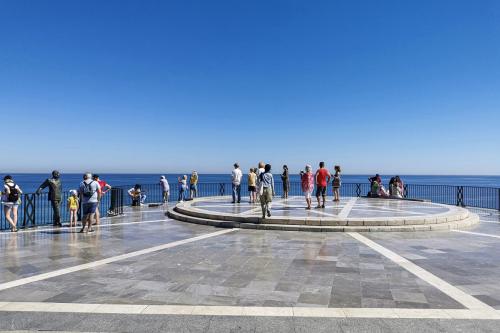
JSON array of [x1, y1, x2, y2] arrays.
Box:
[[248, 168, 257, 203], [67, 190, 79, 227]]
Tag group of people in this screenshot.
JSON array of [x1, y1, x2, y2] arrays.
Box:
[[1, 171, 111, 233], [2, 169, 407, 231], [156, 171, 199, 204], [230, 162, 342, 218], [369, 174, 404, 198], [300, 163, 342, 210]]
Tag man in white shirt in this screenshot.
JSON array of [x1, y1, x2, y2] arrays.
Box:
[[160, 176, 170, 203], [231, 163, 243, 204]]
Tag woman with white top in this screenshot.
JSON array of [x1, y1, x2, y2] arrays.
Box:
[[2, 175, 22, 232]]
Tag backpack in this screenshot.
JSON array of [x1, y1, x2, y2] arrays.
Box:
[[82, 181, 95, 198], [6, 183, 20, 202]]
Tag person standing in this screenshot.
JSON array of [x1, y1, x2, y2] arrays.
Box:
[[67, 190, 79, 228], [255, 162, 265, 203], [259, 164, 275, 219], [36, 170, 62, 227], [281, 165, 290, 199], [300, 165, 314, 210], [177, 176, 188, 202], [92, 174, 111, 225], [160, 176, 170, 203], [247, 168, 257, 203], [190, 171, 199, 199], [231, 163, 242, 204], [332, 165, 342, 202], [78, 173, 101, 233], [315, 162, 331, 208], [2, 175, 22, 232]]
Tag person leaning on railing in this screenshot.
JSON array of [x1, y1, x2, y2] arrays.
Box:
[[36, 170, 62, 227], [160, 176, 170, 203]]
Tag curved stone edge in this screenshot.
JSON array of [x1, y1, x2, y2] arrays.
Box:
[[167, 208, 479, 232], [174, 197, 470, 227]]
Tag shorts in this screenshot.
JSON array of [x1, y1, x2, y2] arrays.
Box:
[[260, 187, 273, 203], [82, 202, 98, 216], [304, 191, 312, 199], [248, 186, 256, 192], [316, 186, 327, 197], [190, 184, 197, 191]]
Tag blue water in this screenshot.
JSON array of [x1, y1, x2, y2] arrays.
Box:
[[3, 173, 500, 193]]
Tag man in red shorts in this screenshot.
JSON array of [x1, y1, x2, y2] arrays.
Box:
[[315, 161, 331, 208]]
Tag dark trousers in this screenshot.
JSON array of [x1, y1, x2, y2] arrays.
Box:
[[51, 200, 61, 225]]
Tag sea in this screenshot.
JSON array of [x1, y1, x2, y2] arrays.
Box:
[[3, 174, 500, 193]]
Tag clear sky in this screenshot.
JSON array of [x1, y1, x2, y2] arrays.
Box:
[[1, 0, 499, 174]]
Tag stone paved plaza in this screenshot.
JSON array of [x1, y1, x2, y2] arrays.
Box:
[[0, 200, 499, 332]]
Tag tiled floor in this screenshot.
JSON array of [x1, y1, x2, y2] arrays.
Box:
[[0, 204, 499, 332], [189, 196, 452, 219]]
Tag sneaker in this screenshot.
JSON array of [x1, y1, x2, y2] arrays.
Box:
[[267, 210, 271, 217], [321, 205, 325, 208]]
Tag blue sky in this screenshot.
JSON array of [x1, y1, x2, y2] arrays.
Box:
[[1, 0, 499, 174]]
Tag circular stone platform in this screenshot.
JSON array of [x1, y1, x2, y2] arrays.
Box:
[[167, 196, 479, 232]]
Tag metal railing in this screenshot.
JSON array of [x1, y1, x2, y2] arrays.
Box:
[[0, 188, 124, 231], [1, 182, 499, 230]]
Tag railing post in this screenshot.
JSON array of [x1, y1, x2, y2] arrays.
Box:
[[403, 185, 408, 198], [456, 186, 464, 207], [23, 193, 36, 227], [356, 184, 361, 197], [219, 183, 225, 196], [498, 188, 500, 211]]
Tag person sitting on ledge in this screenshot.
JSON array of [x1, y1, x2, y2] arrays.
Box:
[[369, 174, 381, 197], [392, 176, 404, 198], [378, 183, 390, 198], [128, 184, 146, 206]]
